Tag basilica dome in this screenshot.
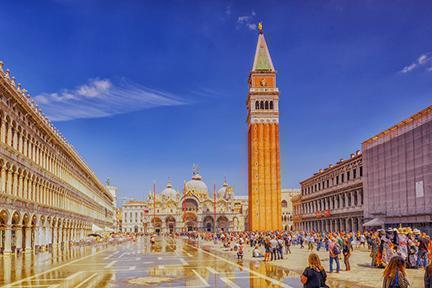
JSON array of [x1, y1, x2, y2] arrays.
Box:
[[218, 179, 232, 200], [161, 181, 177, 199], [185, 173, 208, 197]]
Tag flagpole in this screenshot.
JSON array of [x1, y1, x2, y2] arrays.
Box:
[[183, 180, 186, 232], [153, 182, 156, 223], [213, 183, 216, 234]]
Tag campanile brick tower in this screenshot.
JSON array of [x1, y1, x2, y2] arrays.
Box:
[[247, 23, 282, 231]]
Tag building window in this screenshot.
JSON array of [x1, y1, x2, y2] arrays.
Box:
[[260, 101, 264, 109], [347, 171, 350, 181], [341, 174, 344, 183], [326, 179, 329, 188], [360, 166, 363, 177], [353, 169, 357, 179], [255, 101, 259, 110], [336, 175, 339, 185]]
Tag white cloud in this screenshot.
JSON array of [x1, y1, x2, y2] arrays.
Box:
[[400, 52, 432, 73], [237, 16, 251, 24], [237, 11, 257, 31], [417, 54, 429, 65], [34, 78, 187, 121], [401, 63, 417, 73], [247, 23, 257, 30]]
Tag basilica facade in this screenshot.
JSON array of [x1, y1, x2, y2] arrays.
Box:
[[122, 170, 248, 234]]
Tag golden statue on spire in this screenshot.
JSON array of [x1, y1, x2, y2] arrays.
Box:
[[258, 22, 263, 34]]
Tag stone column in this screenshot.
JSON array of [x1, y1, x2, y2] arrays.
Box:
[[0, 118, 6, 144], [0, 165, 6, 193], [358, 217, 363, 233], [3, 225, 12, 255], [15, 225, 23, 252], [52, 223, 58, 248], [6, 125, 12, 146], [24, 226, 32, 253], [46, 225, 51, 247], [12, 171, 18, 197], [18, 174, 23, 199], [40, 226, 47, 251], [6, 168, 12, 195]]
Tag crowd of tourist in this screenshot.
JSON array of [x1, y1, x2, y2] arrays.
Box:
[[190, 227, 432, 288]]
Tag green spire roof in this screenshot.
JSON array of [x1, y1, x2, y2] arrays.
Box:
[[252, 33, 275, 72]]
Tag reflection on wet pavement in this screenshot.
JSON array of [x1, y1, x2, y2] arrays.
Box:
[[0, 237, 305, 287]]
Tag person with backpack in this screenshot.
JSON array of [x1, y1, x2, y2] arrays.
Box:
[[300, 253, 329, 288], [328, 238, 341, 273], [382, 256, 410, 288]]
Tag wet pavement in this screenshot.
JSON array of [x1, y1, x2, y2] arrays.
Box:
[[0, 237, 303, 288]]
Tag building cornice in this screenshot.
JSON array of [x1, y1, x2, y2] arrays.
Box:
[[0, 63, 112, 202], [363, 105, 432, 148]]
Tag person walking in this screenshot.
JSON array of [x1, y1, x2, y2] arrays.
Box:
[[343, 239, 351, 271], [382, 256, 410, 288], [264, 238, 271, 262], [285, 235, 292, 254], [277, 236, 284, 260], [270, 236, 279, 261], [328, 238, 341, 273], [300, 253, 328, 288], [237, 242, 244, 260], [417, 232, 429, 269]]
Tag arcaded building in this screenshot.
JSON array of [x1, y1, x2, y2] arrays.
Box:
[[299, 151, 364, 232], [0, 62, 114, 255], [281, 188, 300, 231], [363, 106, 432, 233]]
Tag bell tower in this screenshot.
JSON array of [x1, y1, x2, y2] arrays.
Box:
[[247, 23, 281, 231]]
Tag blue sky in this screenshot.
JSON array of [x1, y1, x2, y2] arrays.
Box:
[[1, 1, 431, 204]]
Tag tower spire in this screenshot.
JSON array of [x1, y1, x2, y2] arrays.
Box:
[[252, 22, 275, 72]]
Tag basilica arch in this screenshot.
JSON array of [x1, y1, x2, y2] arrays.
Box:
[[217, 216, 229, 232], [183, 198, 199, 212], [202, 215, 214, 232], [151, 217, 162, 234], [183, 212, 198, 232], [165, 216, 176, 233]]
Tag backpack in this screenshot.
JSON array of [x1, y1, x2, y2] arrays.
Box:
[[332, 244, 341, 255]]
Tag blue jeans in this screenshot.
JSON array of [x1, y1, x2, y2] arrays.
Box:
[[417, 252, 428, 268], [330, 256, 340, 272]]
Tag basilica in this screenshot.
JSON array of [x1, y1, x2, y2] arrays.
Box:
[[121, 169, 248, 234]]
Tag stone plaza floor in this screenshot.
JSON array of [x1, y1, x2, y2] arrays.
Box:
[[0, 237, 302, 288], [199, 239, 426, 288], [0, 236, 426, 287]]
